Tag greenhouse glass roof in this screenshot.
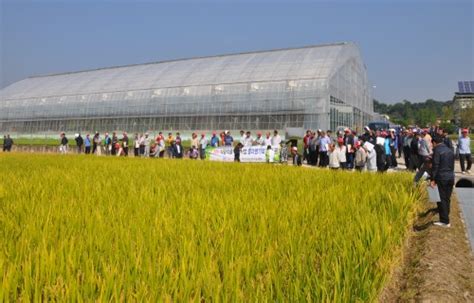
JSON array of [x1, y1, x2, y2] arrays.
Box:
[[1, 42, 356, 100]]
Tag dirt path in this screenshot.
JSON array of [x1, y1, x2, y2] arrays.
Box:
[[382, 195, 473, 302]]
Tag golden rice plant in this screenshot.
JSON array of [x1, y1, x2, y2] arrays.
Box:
[[0, 153, 422, 301]]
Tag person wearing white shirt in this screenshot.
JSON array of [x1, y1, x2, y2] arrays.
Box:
[[271, 130, 282, 147], [239, 130, 246, 144], [264, 132, 272, 147], [243, 131, 254, 147], [254, 132, 265, 146]]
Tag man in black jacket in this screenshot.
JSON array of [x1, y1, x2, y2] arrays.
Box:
[[430, 136, 455, 227], [75, 133, 83, 154]]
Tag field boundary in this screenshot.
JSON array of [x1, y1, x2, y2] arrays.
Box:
[[380, 195, 474, 302]]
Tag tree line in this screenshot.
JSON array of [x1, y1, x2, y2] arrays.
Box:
[[374, 99, 473, 132]]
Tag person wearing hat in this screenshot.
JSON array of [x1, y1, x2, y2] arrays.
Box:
[[75, 133, 83, 154], [291, 146, 302, 166], [458, 128, 472, 174], [254, 132, 265, 146], [354, 141, 367, 171], [210, 131, 219, 147], [431, 135, 455, 227], [343, 128, 355, 169], [191, 133, 199, 151], [335, 137, 347, 169]]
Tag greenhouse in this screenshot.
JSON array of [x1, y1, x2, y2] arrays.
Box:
[[0, 42, 373, 135]]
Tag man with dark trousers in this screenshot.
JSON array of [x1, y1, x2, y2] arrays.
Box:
[[430, 136, 455, 228]]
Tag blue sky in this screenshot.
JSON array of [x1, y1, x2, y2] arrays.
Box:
[[1, 0, 472, 103]]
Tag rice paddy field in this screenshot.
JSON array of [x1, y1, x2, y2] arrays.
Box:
[[0, 153, 422, 301]]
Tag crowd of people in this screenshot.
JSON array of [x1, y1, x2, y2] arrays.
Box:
[[2, 134, 13, 152], [3, 127, 472, 174], [56, 130, 286, 161]]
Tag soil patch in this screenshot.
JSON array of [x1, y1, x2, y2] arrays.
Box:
[[381, 195, 473, 302]]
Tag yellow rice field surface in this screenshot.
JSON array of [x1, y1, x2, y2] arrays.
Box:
[[0, 154, 421, 301]]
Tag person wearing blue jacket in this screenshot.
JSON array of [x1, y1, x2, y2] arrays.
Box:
[[458, 128, 472, 174], [84, 134, 91, 154]]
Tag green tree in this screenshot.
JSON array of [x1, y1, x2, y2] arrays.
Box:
[[460, 107, 474, 128]]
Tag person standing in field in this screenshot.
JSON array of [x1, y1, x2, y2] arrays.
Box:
[[410, 130, 420, 170], [224, 131, 234, 147], [111, 132, 118, 156], [3, 134, 13, 152], [143, 133, 152, 157], [121, 132, 129, 156], [264, 132, 272, 147], [133, 133, 140, 157], [104, 133, 112, 156], [92, 132, 101, 155], [402, 129, 412, 170], [234, 142, 243, 162], [243, 131, 254, 147], [328, 143, 340, 169], [139, 134, 145, 156], [210, 131, 219, 147], [431, 136, 455, 228], [75, 133, 83, 154], [265, 145, 275, 163], [441, 129, 453, 152], [173, 140, 184, 158], [254, 132, 265, 146], [354, 141, 367, 171], [318, 131, 330, 167], [343, 128, 355, 169], [272, 130, 282, 147], [166, 132, 174, 158], [191, 133, 199, 150], [84, 134, 91, 154], [59, 132, 68, 154], [175, 132, 182, 145], [308, 131, 319, 166], [375, 131, 387, 172], [239, 130, 246, 145], [303, 129, 312, 164], [219, 132, 226, 146], [155, 132, 165, 158], [335, 137, 347, 169], [199, 133, 208, 160], [418, 131, 431, 168], [458, 128, 472, 174]]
